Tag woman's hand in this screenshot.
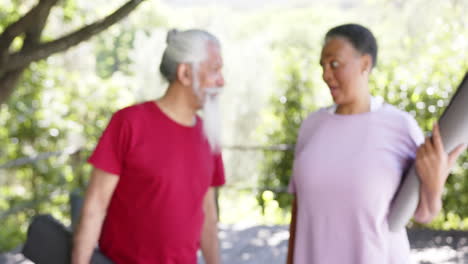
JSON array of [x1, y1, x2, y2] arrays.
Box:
[[414, 123, 466, 223]]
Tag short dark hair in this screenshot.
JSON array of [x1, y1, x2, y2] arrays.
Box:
[[325, 23, 378, 68]]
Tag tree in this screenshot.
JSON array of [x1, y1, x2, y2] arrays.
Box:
[[0, 0, 146, 104], [0, 0, 151, 250]]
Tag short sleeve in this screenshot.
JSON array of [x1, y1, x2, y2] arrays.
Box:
[[211, 153, 225, 187], [288, 117, 309, 194], [287, 111, 323, 194], [398, 113, 425, 175], [288, 142, 301, 194], [406, 114, 425, 159], [88, 110, 130, 176]]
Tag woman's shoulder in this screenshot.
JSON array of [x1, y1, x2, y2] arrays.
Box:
[[379, 102, 417, 123], [379, 102, 424, 143], [296, 108, 330, 139], [302, 107, 329, 125]]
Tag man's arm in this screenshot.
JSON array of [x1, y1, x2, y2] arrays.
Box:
[[286, 197, 297, 264], [200, 188, 221, 264], [72, 168, 119, 264]]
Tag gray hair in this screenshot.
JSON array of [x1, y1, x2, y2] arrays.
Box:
[[159, 29, 220, 82]]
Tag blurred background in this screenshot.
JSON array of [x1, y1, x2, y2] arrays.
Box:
[[0, 0, 468, 263]]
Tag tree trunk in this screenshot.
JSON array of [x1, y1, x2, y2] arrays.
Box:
[[0, 68, 27, 104]]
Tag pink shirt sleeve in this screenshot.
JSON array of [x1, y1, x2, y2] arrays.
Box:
[[404, 114, 425, 167], [288, 114, 316, 194], [288, 141, 301, 194], [408, 116, 425, 147]]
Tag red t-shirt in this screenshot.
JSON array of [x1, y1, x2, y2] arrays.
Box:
[[88, 101, 225, 264]]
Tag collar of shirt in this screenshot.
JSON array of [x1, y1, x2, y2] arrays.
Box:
[[326, 96, 383, 114]]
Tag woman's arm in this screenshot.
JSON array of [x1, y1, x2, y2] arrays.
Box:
[[414, 123, 465, 223], [286, 197, 297, 264]]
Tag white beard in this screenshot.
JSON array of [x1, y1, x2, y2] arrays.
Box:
[[202, 88, 222, 153]]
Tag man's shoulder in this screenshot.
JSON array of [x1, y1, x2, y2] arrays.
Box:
[[113, 101, 153, 120]]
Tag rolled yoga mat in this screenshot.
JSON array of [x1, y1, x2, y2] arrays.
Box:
[[22, 214, 114, 264], [388, 72, 468, 232]]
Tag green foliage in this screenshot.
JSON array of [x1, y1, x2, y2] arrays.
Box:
[[258, 47, 322, 210], [93, 2, 169, 79], [0, 61, 133, 252], [60, 0, 78, 22], [0, 0, 22, 29], [95, 24, 136, 79]]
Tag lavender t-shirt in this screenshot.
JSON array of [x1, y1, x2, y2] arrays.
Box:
[[288, 103, 424, 264]]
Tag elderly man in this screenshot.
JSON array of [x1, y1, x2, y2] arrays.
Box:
[[72, 29, 225, 264]]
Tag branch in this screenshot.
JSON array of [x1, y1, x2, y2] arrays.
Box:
[[0, 0, 58, 64], [2, 0, 145, 74], [22, 0, 59, 51], [0, 147, 81, 170]]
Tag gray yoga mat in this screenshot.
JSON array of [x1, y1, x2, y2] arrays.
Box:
[[388, 72, 468, 232], [22, 214, 114, 264]]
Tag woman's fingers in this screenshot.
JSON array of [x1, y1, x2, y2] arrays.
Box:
[[423, 137, 434, 158], [431, 123, 444, 154], [448, 144, 467, 168]]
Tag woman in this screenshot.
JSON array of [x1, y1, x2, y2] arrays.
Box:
[[286, 24, 465, 264]]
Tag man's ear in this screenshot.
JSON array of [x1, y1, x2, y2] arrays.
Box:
[[361, 54, 372, 73], [176, 63, 192, 86]]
